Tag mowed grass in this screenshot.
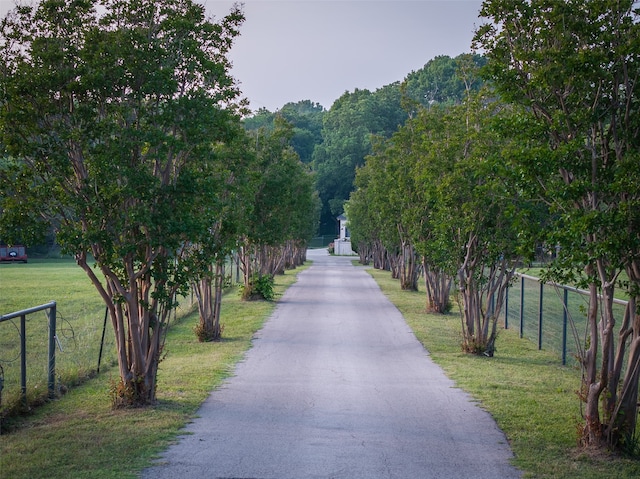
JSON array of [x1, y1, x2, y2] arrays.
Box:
[[0, 259, 118, 413], [4, 257, 640, 479], [0, 259, 308, 479], [0, 259, 198, 414], [364, 265, 640, 479]]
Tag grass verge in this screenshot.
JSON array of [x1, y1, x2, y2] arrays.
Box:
[[4, 258, 639, 479], [0, 262, 308, 479], [0, 259, 117, 412], [364, 265, 640, 479]]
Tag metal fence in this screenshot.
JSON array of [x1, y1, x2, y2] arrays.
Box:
[[0, 293, 196, 420], [499, 273, 629, 366], [309, 235, 335, 249], [0, 302, 57, 408]]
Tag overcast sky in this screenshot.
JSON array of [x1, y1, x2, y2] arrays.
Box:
[[0, 0, 485, 112]]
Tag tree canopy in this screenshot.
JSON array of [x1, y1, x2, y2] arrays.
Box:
[[475, 0, 640, 450], [402, 53, 486, 109], [0, 0, 247, 405], [313, 54, 487, 236], [242, 54, 483, 237], [243, 100, 325, 164]]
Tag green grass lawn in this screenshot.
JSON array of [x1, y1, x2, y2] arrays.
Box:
[[0, 259, 198, 414], [364, 265, 640, 479], [1, 259, 117, 413], [2, 259, 640, 478], [0, 260, 306, 478]]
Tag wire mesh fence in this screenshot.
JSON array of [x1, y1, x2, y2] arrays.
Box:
[[500, 273, 628, 367], [0, 291, 197, 423], [0, 302, 115, 418], [309, 235, 335, 249]]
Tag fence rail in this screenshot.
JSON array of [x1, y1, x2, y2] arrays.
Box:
[[0, 292, 196, 420], [0, 301, 57, 407], [500, 274, 628, 366]]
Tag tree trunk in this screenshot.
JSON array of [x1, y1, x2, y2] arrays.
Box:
[[283, 240, 306, 271], [290, 240, 307, 268], [399, 238, 419, 291], [388, 250, 400, 279], [239, 244, 253, 299], [356, 242, 371, 265], [423, 257, 452, 313], [608, 318, 640, 448], [577, 256, 640, 451], [603, 264, 640, 448], [457, 234, 515, 357], [193, 260, 224, 342], [579, 268, 604, 446], [77, 251, 170, 407]]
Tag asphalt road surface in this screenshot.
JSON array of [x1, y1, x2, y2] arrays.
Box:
[[141, 249, 521, 479]]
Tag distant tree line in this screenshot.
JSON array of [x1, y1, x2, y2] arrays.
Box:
[[243, 54, 486, 235]]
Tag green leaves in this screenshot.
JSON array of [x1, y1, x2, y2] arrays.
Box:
[[246, 119, 318, 247], [477, 0, 640, 449], [476, 0, 640, 277], [0, 0, 248, 404]]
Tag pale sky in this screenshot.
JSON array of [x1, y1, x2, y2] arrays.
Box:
[[0, 0, 485, 112]]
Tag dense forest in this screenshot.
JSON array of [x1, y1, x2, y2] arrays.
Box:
[[242, 53, 486, 236]]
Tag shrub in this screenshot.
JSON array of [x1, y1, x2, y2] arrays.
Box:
[[240, 273, 275, 301]]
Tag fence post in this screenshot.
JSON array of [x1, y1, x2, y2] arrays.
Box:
[[538, 282, 544, 350], [489, 276, 495, 319], [504, 284, 509, 329], [562, 288, 568, 366], [519, 276, 525, 338], [0, 301, 58, 408], [20, 314, 27, 407], [97, 307, 108, 373], [47, 302, 57, 399]]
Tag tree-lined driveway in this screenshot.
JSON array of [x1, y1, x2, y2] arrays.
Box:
[[142, 249, 521, 479]]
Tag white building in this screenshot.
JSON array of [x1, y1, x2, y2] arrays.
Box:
[[333, 214, 356, 255]]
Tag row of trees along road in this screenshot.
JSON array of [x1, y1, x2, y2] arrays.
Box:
[[348, 0, 640, 453], [0, 0, 318, 407], [346, 59, 540, 356], [476, 0, 640, 451]]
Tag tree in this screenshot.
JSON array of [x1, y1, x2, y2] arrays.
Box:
[[402, 54, 486, 110], [0, 0, 245, 405], [344, 179, 376, 266], [190, 130, 254, 342], [387, 107, 455, 312], [240, 117, 318, 299], [243, 100, 325, 164], [355, 134, 422, 290], [476, 0, 640, 450], [279, 100, 325, 164], [349, 81, 536, 354], [437, 96, 534, 356], [314, 57, 487, 237], [402, 89, 534, 356]]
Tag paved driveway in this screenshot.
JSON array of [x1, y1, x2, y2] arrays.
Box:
[[141, 249, 521, 479]]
